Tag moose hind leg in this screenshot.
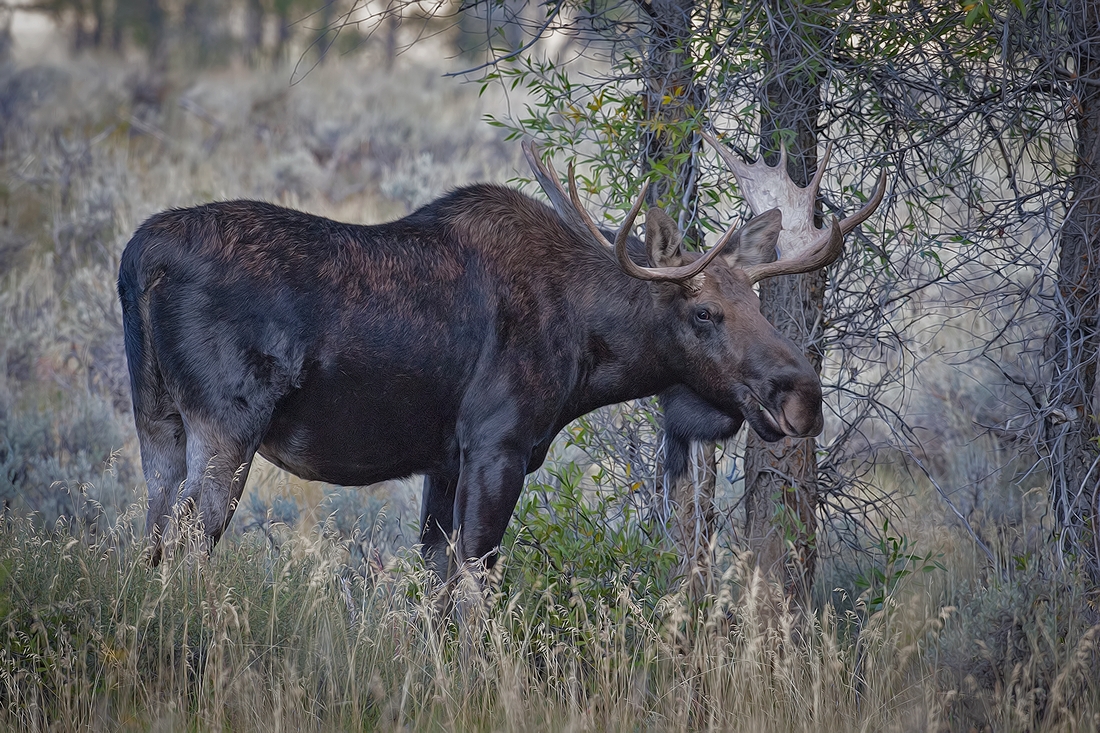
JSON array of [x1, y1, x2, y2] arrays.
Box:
[[170, 419, 264, 556], [420, 471, 459, 580], [135, 408, 187, 565]]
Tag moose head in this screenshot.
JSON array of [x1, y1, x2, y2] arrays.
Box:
[[523, 136, 886, 442]]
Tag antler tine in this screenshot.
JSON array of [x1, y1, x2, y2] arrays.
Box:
[[524, 139, 596, 242], [525, 140, 734, 285], [526, 141, 576, 211], [566, 163, 738, 284], [809, 142, 832, 197], [523, 137, 648, 261], [701, 130, 740, 172], [523, 138, 639, 254], [522, 139, 557, 191], [838, 167, 888, 235], [564, 160, 641, 252]]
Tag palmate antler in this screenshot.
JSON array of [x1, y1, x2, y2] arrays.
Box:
[[701, 131, 887, 283]]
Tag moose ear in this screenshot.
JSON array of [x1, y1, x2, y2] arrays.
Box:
[[645, 208, 685, 268], [723, 208, 782, 270]]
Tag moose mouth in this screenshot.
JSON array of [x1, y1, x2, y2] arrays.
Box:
[[748, 402, 787, 441], [758, 402, 785, 433], [740, 388, 798, 442], [739, 385, 818, 442], [741, 387, 826, 441]]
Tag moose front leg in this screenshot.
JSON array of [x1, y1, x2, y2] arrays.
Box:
[[419, 441, 526, 625], [452, 446, 529, 573]]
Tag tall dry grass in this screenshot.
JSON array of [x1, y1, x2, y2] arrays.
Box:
[[3, 474, 1099, 732], [0, 506, 954, 732]]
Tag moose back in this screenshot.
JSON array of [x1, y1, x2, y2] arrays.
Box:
[[118, 139, 884, 575]]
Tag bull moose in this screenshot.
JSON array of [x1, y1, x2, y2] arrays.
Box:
[[118, 136, 884, 576]]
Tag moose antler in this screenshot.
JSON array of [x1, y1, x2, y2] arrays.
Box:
[[701, 132, 887, 283], [522, 140, 743, 284]]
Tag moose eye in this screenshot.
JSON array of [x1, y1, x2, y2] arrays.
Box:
[[695, 308, 712, 323]]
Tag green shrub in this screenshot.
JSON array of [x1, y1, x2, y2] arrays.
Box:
[[500, 461, 678, 612]]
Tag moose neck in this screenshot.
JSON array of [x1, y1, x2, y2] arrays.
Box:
[[568, 267, 679, 416]]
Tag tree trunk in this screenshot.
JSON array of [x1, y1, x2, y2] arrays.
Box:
[[667, 441, 718, 592], [0, 10, 10, 65], [382, 0, 401, 71], [109, 0, 123, 53], [744, 1, 826, 601], [146, 0, 166, 66], [243, 0, 265, 66], [637, 0, 716, 582], [1049, 0, 1100, 578], [641, 0, 704, 243], [274, 3, 292, 64], [91, 0, 105, 48], [315, 0, 335, 64]]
